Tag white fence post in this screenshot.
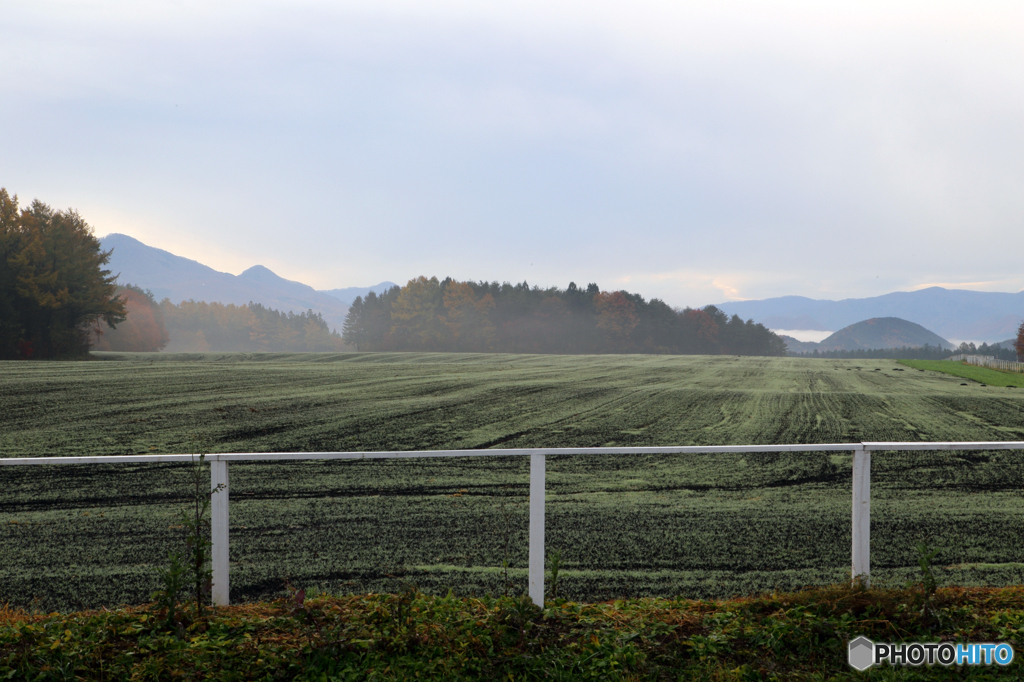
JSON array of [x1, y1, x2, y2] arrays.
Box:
[[210, 459, 230, 606], [851, 444, 870, 586], [528, 453, 546, 606], [948, 353, 1024, 373]]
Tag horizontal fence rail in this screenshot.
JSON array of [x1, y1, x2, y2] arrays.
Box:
[[4, 441, 1024, 607], [947, 354, 1024, 373]]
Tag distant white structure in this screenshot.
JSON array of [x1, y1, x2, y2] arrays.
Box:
[[947, 354, 1024, 374]]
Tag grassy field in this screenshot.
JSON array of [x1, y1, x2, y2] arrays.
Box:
[[899, 359, 1024, 387], [3, 352, 1024, 612]]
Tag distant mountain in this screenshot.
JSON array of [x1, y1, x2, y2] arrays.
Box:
[[714, 288, 1024, 342], [817, 318, 953, 351], [321, 283, 398, 306], [100, 234, 367, 331]]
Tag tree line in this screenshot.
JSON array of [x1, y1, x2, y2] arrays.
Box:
[[792, 341, 1020, 361], [342, 276, 787, 356], [0, 187, 802, 360], [94, 293, 345, 353], [160, 300, 343, 352]]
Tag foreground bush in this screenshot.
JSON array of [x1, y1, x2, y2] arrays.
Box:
[[3, 584, 1024, 680]]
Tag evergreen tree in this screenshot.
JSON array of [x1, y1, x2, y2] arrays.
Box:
[[342, 296, 365, 351], [0, 189, 126, 359]]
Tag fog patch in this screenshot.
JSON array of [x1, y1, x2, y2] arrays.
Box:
[[772, 329, 834, 343]]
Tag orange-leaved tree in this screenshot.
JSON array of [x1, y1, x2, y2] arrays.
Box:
[[442, 281, 496, 351], [91, 285, 169, 352], [594, 291, 638, 351], [391, 276, 445, 349], [682, 308, 721, 354]]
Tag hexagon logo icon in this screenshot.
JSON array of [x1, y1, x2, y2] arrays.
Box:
[[848, 636, 874, 671]]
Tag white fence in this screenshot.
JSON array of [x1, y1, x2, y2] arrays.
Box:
[[947, 354, 1024, 373], [3, 441, 1024, 607]]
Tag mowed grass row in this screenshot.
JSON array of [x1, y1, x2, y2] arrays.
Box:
[[900, 358, 1024, 387], [3, 353, 1024, 611]]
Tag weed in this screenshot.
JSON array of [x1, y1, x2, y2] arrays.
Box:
[[26, 596, 45, 618], [911, 538, 942, 625], [547, 548, 562, 601], [283, 578, 306, 614], [150, 549, 185, 628], [393, 581, 419, 636], [153, 434, 223, 628], [182, 436, 223, 619], [495, 593, 543, 648]]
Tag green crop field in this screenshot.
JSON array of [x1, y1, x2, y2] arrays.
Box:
[[899, 358, 1024, 387], [3, 352, 1024, 612]]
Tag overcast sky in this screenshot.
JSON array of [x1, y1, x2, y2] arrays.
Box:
[[3, 1, 1023, 307]]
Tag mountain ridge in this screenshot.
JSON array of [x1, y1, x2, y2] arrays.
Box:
[[321, 284, 400, 306], [99, 234, 393, 331], [715, 288, 1024, 342]]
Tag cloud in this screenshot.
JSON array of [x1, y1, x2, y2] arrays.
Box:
[[910, 280, 1024, 293], [612, 270, 762, 306], [3, 1, 1024, 304]]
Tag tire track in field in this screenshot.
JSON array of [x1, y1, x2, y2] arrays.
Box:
[[297, 382, 621, 452]]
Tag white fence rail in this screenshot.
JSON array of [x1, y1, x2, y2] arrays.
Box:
[[4, 441, 1024, 607], [947, 354, 1024, 373]]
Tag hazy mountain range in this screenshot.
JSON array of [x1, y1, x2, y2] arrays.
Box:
[[100, 233, 1023, 345], [715, 289, 1024, 343], [100, 234, 395, 331]]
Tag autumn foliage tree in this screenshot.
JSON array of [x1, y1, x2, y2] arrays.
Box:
[[91, 285, 169, 352], [0, 188, 126, 359], [594, 291, 638, 351], [390, 276, 446, 349], [343, 276, 786, 356], [443, 281, 496, 351], [681, 308, 720, 354]]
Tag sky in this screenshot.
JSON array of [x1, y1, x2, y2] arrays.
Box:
[[3, 1, 1024, 308]]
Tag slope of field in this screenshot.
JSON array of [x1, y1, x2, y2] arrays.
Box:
[[3, 353, 1024, 611]]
